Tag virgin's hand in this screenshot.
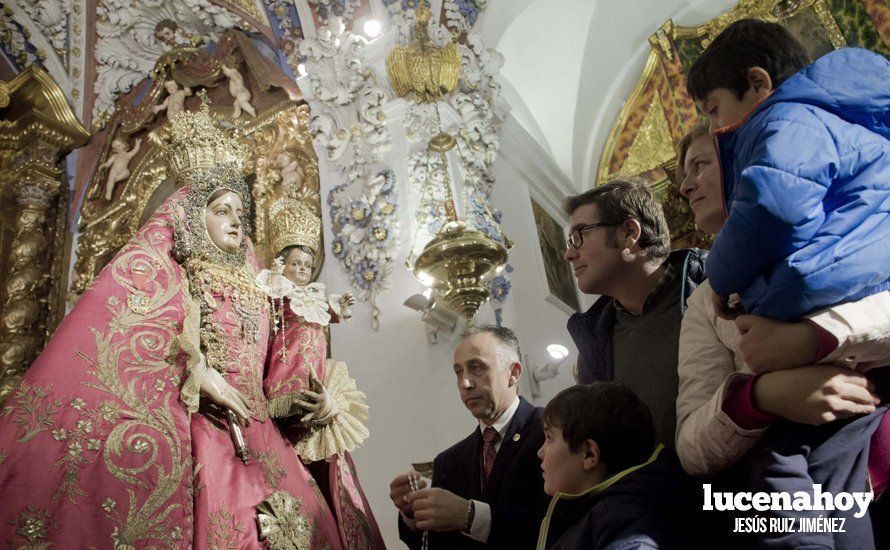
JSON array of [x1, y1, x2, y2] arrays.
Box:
[[753, 365, 880, 425], [736, 315, 818, 373], [200, 368, 251, 426], [293, 368, 333, 423], [339, 292, 355, 309]]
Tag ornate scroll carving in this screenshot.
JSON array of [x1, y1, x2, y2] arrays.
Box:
[[92, 0, 244, 129]]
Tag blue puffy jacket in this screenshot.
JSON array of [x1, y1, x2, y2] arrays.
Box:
[[709, 47, 890, 321]]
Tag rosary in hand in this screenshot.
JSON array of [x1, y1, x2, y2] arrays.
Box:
[[408, 473, 429, 550]]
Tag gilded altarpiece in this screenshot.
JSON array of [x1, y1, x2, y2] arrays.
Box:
[[74, 29, 322, 299], [0, 66, 90, 400], [597, 0, 890, 248]]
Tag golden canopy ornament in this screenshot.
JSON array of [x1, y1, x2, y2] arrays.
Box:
[[386, 5, 461, 103], [268, 197, 321, 256], [413, 221, 510, 320], [162, 90, 248, 182]]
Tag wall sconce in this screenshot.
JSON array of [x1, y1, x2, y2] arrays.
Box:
[[403, 289, 460, 344], [527, 344, 569, 398]]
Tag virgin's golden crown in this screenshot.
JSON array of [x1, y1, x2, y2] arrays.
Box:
[[269, 198, 321, 256], [163, 90, 248, 181]]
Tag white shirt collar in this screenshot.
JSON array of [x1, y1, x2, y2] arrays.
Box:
[[478, 395, 520, 439]]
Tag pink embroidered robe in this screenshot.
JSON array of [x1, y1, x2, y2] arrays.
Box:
[[0, 187, 343, 549], [266, 301, 386, 549]]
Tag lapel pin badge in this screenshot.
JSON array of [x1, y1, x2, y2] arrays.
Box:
[[512, 433, 521, 442]]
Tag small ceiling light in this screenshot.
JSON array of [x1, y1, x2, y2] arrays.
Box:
[[364, 19, 382, 38], [547, 344, 569, 360], [528, 344, 572, 398]]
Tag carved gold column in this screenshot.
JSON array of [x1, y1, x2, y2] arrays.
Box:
[[0, 66, 89, 402]]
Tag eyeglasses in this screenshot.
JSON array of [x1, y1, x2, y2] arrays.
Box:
[[565, 222, 616, 250]]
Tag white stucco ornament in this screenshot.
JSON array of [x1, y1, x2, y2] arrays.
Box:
[[300, 15, 392, 184], [93, 0, 241, 128]]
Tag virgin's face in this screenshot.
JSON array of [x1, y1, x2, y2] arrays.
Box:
[[204, 191, 244, 253], [282, 247, 313, 286]]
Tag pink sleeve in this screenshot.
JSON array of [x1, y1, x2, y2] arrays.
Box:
[[806, 320, 839, 362], [721, 374, 776, 430]]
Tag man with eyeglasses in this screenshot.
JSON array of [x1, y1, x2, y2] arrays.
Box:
[[563, 178, 707, 447]]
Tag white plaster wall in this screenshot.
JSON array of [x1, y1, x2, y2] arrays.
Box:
[[312, 109, 585, 547], [488, 154, 581, 407]]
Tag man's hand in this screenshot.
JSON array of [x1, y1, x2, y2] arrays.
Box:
[[753, 365, 880, 425], [736, 315, 818, 373], [389, 471, 426, 519], [408, 488, 469, 532]]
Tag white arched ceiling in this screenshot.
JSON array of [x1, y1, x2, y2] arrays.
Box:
[[487, 0, 738, 191], [495, 0, 598, 181]]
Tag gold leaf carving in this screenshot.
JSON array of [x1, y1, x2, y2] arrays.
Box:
[[618, 97, 675, 178]]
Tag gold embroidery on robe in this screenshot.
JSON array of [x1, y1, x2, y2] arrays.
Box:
[[207, 508, 246, 550], [9, 507, 57, 549], [1, 384, 62, 443], [250, 449, 287, 490], [256, 491, 330, 550]]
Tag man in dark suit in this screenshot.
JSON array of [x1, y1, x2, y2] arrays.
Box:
[[390, 326, 547, 549]]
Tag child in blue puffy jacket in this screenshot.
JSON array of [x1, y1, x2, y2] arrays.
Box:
[[687, 18, 890, 549]]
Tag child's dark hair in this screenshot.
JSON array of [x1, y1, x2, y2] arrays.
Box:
[[687, 18, 810, 101], [277, 244, 315, 267], [544, 382, 655, 473]]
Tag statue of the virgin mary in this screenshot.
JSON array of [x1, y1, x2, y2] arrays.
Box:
[[0, 97, 346, 548]]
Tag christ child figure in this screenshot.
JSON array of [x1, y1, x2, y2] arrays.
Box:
[[255, 199, 356, 431]]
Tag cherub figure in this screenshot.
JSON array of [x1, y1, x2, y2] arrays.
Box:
[[274, 151, 305, 192], [99, 138, 142, 201], [220, 62, 256, 119], [154, 19, 189, 50], [152, 80, 192, 122]]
